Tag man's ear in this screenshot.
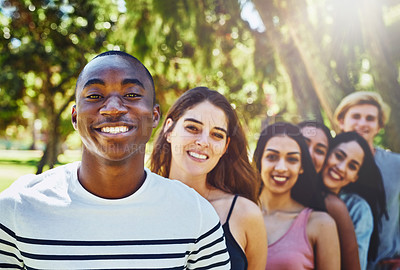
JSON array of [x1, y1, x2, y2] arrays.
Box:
[[71, 105, 78, 130], [164, 118, 174, 143], [152, 104, 161, 128]]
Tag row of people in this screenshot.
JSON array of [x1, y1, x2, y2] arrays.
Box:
[[300, 91, 400, 270], [148, 83, 398, 269], [0, 51, 398, 269], [300, 121, 387, 270], [148, 84, 397, 269]]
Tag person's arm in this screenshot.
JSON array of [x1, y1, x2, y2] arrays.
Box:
[[0, 183, 25, 268], [308, 211, 341, 270], [0, 222, 25, 268], [233, 197, 267, 270], [325, 194, 361, 270], [348, 197, 374, 270]]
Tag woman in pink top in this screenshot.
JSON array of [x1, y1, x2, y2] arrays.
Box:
[[253, 122, 340, 270]]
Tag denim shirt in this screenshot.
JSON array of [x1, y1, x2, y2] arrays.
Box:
[[340, 192, 373, 270], [367, 147, 400, 270]]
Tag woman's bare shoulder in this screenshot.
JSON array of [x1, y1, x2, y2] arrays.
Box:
[[324, 193, 351, 220], [225, 196, 264, 231], [308, 210, 337, 232], [325, 193, 347, 210], [234, 196, 263, 219]]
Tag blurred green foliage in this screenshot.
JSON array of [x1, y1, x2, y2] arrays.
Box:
[[1, 0, 400, 172]]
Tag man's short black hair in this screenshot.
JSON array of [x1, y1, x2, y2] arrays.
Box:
[[76, 50, 156, 104]]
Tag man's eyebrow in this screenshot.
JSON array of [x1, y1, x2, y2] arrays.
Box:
[[122, 79, 144, 88], [83, 79, 105, 88], [184, 118, 227, 134]]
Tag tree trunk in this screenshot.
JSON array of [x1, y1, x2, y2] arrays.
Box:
[[253, 0, 323, 123], [359, 0, 400, 152], [36, 115, 60, 174], [280, 41, 323, 122], [287, 3, 349, 123], [266, 0, 349, 123], [36, 145, 49, 175], [36, 79, 62, 174]]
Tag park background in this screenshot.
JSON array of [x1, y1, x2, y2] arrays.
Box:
[[1, 0, 400, 192]]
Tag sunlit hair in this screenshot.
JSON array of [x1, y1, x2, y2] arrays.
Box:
[[149, 87, 261, 203], [252, 122, 326, 211], [75, 50, 156, 105], [333, 91, 391, 130], [325, 131, 388, 260]]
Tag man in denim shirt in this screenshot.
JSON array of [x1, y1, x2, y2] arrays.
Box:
[[334, 91, 400, 270]]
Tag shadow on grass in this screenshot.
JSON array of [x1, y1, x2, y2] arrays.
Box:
[[0, 158, 71, 168], [0, 158, 39, 167]]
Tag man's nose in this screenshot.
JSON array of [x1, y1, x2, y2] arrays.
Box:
[[358, 117, 368, 126], [100, 96, 128, 116]]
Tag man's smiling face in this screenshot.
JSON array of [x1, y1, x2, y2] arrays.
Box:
[[72, 55, 159, 162]]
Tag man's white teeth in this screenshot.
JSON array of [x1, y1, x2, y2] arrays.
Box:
[[188, 151, 207, 160], [273, 176, 287, 182], [101, 126, 129, 134], [329, 169, 341, 180]]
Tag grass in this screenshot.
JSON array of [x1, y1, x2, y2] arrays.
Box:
[[0, 150, 81, 192]]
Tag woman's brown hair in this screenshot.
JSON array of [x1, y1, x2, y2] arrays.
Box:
[[149, 87, 261, 203]]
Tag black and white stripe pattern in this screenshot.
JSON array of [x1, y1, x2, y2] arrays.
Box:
[[0, 223, 229, 269], [0, 164, 230, 269]]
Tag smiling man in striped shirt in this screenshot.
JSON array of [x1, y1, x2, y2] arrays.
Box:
[[0, 51, 230, 269]]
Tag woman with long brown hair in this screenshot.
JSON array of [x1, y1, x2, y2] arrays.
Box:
[[150, 87, 267, 269]]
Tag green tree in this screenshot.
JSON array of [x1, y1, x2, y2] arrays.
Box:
[[254, 0, 349, 123], [253, 0, 400, 150], [110, 0, 269, 146], [252, 0, 323, 123], [0, 0, 121, 173], [358, 0, 400, 151]]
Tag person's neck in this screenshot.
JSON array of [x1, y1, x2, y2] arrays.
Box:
[[260, 189, 299, 214], [169, 168, 210, 198], [78, 149, 146, 199], [369, 141, 376, 155]]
